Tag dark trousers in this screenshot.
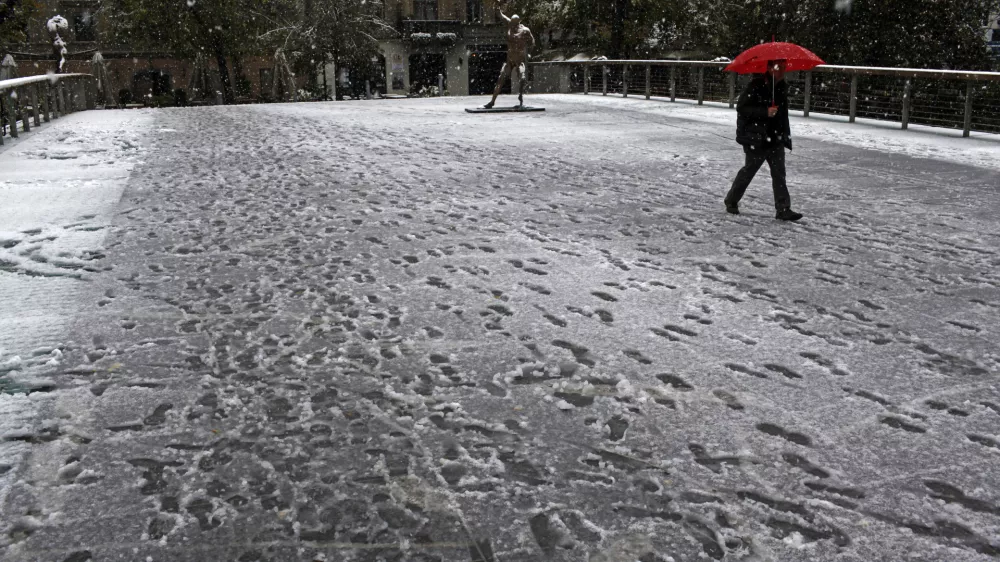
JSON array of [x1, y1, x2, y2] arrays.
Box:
[[725, 144, 791, 211]]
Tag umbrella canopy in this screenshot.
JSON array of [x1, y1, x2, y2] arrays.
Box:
[[724, 42, 825, 74], [90, 52, 116, 106], [0, 54, 17, 81]]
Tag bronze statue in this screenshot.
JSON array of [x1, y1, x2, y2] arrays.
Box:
[[482, 10, 535, 109]]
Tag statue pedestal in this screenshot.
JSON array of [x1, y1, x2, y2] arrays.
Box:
[[465, 106, 545, 113]]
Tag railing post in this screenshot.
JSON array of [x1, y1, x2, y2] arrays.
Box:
[[697, 66, 704, 105], [804, 71, 812, 117], [76, 78, 84, 109], [645, 65, 651, 99], [584, 65, 589, 95], [58, 82, 67, 116], [602, 66, 608, 96], [849, 74, 858, 123], [77, 79, 86, 111], [727, 72, 735, 108], [963, 82, 974, 137], [669, 66, 676, 102], [44, 84, 52, 121], [86, 77, 96, 110], [18, 88, 29, 132], [31, 85, 41, 127], [6, 90, 18, 139], [623, 64, 629, 98], [901, 79, 911, 130]]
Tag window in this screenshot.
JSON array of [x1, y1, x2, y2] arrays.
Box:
[[413, 0, 437, 20], [73, 10, 96, 41], [466, 0, 483, 23]]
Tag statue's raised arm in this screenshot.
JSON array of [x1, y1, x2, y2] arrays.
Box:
[[471, 9, 544, 111]]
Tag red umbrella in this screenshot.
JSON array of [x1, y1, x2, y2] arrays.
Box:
[[724, 41, 825, 75], [725, 40, 825, 108]]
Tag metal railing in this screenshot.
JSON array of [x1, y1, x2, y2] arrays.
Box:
[[531, 60, 1000, 137], [0, 73, 97, 145]]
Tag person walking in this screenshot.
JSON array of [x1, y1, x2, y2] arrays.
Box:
[[724, 59, 803, 221]]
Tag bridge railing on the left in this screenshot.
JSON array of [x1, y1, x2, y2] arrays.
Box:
[[0, 73, 96, 145]]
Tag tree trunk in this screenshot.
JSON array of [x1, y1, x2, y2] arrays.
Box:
[[776, 0, 791, 42], [334, 52, 343, 101], [189, 5, 234, 104], [232, 56, 249, 98], [610, 0, 628, 59], [303, 0, 318, 92], [212, 34, 234, 104]]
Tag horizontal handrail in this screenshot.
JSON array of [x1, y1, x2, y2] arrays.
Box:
[[528, 59, 1000, 137], [533, 60, 728, 68], [532, 60, 1000, 82], [1, 73, 97, 144], [0, 73, 91, 91], [810, 65, 1000, 82]]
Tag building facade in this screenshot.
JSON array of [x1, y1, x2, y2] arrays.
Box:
[[375, 0, 508, 97], [5, 0, 514, 102]]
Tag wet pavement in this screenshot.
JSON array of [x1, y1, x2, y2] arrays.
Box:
[[1, 96, 999, 561]]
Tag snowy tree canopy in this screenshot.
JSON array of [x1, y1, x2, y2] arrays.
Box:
[[101, 0, 302, 102], [100, 0, 390, 102], [293, 0, 391, 66], [0, 0, 39, 44], [714, 0, 995, 69], [503, 0, 996, 69]]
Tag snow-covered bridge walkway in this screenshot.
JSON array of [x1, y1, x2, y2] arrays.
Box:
[[1, 94, 999, 561]]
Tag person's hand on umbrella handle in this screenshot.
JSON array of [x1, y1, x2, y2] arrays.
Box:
[[768, 106, 778, 118]]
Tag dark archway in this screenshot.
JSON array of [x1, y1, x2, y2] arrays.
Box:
[[408, 53, 446, 94], [132, 69, 171, 98], [335, 55, 388, 100]]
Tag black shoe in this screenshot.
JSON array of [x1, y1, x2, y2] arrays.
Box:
[[483, 102, 495, 109], [725, 203, 739, 215], [776, 208, 803, 221]]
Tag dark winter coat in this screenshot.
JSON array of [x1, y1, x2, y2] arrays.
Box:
[[736, 75, 792, 151]]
